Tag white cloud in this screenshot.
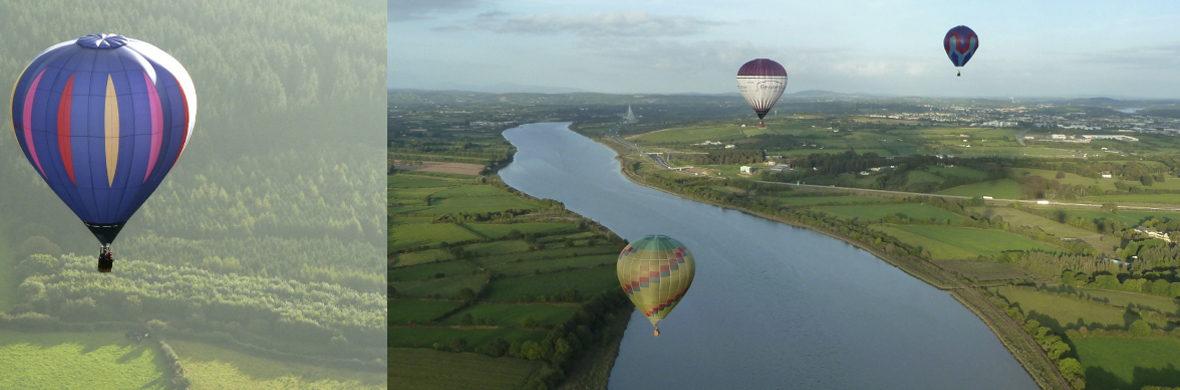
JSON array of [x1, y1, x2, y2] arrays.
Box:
[[389, 0, 482, 22], [455, 11, 724, 37]]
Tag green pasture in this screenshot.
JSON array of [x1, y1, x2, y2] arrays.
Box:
[[1019, 168, 1115, 191], [937, 179, 1023, 199], [906, 170, 944, 185], [389, 261, 482, 282], [390, 216, 434, 226], [461, 223, 578, 240], [895, 225, 1062, 257], [489, 254, 619, 277], [1048, 209, 1180, 227], [387, 328, 548, 351], [442, 303, 579, 327], [390, 274, 489, 299], [980, 208, 1096, 238], [390, 223, 480, 252], [391, 249, 452, 268], [464, 240, 532, 256], [767, 196, 886, 207], [633, 126, 744, 144], [484, 267, 619, 302], [474, 246, 621, 267], [388, 348, 541, 390], [872, 224, 980, 260], [389, 175, 462, 188], [993, 286, 1165, 331], [813, 204, 963, 223], [430, 185, 516, 199], [396, 196, 542, 216], [388, 300, 467, 325], [1073, 338, 1180, 390], [0, 330, 169, 390], [168, 340, 384, 390], [1077, 288, 1180, 314], [927, 166, 989, 180], [1086, 194, 1180, 205], [393, 187, 448, 202]]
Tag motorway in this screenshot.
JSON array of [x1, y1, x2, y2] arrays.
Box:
[[610, 122, 674, 169]]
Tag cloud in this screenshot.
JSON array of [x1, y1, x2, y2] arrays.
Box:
[[455, 11, 724, 37], [389, 0, 481, 22], [1075, 43, 1180, 68]]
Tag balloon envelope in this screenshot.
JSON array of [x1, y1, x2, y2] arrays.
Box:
[[617, 235, 695, 327], [10, 34, 196, 245], [943, 25, 979, 68], [736, 58, 787, 125]]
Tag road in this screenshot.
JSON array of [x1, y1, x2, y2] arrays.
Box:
[[610, 122, 674, 169], [751, 181, 1180, 212]]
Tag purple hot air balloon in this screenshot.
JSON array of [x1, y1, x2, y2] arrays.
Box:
[[737, 59, 787, 128], [10, 34, 197, 272], [943, 25, 979, 76]]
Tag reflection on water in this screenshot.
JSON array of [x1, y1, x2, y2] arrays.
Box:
[[498, 122, 1038, 389]]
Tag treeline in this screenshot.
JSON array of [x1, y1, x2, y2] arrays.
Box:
[[684, 150, 764, 165], [14, 254, 385, 352], [984, 290, 1086, 390]]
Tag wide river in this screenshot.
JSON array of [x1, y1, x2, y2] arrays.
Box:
[[498, 122, 1038, 389]]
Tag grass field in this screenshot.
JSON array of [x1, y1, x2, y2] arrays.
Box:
[[1073, 338, 1180, 390], [488, 254, 619, 277], [389, 175, 461, 188], [168, 339, 384, 390], [462, 223, 578, 239], [1085, 194, 1180, 205], [442, 303, 579, 327], [993, 286, 1165, 331], [387, 328, 549, 351], [813, 204, 963, 223], [633, 126, 744, 144], [388, 348, 541, 390], [937, 179, 1023, 199], [464, 240, 532, 256], [389, 300, 468, 325], [1047, 209, 1180, 227], [390, 274, 490, 298], [389, 261, 482, 282], [930, 260, 1039, 282], [927, 165, 989, 180], [474, 246, 621, 267], [390, 223, 481, 252], [484, 267, 619, 302], [0, 330, 169, 390], [894, 225, 1063, 257], [397, 196, 543, 216], [391, 249, 452, 267], [1076, 288, 1180, 314], [768, 196, 886, 206], [980, 208, 1097, 238], [871, 224, 981, 259]]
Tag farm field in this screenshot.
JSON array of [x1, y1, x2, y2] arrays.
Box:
[[391, 249, 452, 268], [937, 179, 1023, 199], [894, 225, 1063, 257], [474, 246, 621, 267], [1072, 338, 1180, 390], [871, 224, 980, 260], [389, 175, 463, 188], [632, 125, 743, 144], [442, 303, 580, 327], [489, 254, 619, 277], [388, 348, 541, 390], [390, 274, 490, 298], [168, 340, 384, 390], [927, 165, 989, 180], [388, 260, 482, 282], [1075, 288, 1180, 314], [390, 223, 481, 252], [768, 195, 886, 206], [813, 203, 963, 223], [992, 286, 1166, 331], [388, 300, 467, 325], [1047, 209, 1180, 227], [462, 223, 578, 239], [1085, 194, 1180, 205], [0, 330, 169, 390], [484, 267, 619, 302], [980, 208, 1097, 238], [387, 327, 549, 351]]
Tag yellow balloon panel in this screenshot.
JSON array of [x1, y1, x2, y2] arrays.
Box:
[[616, 235, 695, 326]]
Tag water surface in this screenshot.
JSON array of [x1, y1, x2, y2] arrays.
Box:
[[498, 122, 1037, 389]]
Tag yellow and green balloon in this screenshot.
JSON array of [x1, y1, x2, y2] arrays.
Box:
[[617, 235, 695, 336]]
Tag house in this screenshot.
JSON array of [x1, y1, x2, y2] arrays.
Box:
[[740, 166, 755, 174], [1135, 226, 1171, 242], [1101, 171, 1113, 179]]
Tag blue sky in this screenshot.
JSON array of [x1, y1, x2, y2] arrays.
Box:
[[390, 0, 1180, 98]]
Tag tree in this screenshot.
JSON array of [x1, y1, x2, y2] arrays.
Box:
[[449, 337, 468, 352], [461, 313, 474, 326], [1056, 170, 1066, 179], [521, 315, 539, 328], [1128, 319, 1151, 337]]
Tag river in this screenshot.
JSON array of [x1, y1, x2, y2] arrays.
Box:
[[498, 122, 1038, 390]]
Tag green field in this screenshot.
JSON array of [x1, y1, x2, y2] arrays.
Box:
[[387, 328, 549, 351], [894, 225, 1063, 257], [388, 348, 541, 390], [391, 249, 452, 267], [1076, 288, 1180, 314], [981, 208, 1097, 238], [993, 286, 1166, 330], [464, 240, 532, 256], [633, 126, 744, 144], [0, 330, 169, 390], [389, 261, 482, 282], [462, 223, 578, 239], [768, 196, 886, 206], [474, 246, 621, 267], [1047, 209, 1180, 227], [872, 224, 981, 260], [1073, 338, 1180, 390], [396, 196, 542, 216], [489, 254, 619, 277], [937, 179, 1023, 199], [389, 300, 468, 325], [1085, 194, 1180, 205], [390, 223, 481, 252], [927, 165, 989, 180], [442, 303, 579, 327], [484, 267, 619, 302], [169, 339, 384, 390], [813, 203, 963, 223], [390, 274, 490, 298], [390, 175, 461, 188]]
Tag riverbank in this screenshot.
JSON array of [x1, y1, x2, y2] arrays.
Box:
[[591, 131, 1070, 390]]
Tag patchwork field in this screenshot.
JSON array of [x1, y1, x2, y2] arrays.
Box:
[[388, 300, 467, 325], [893, 225, 1063, 257], [484, 267, 619, 302], [937, 179, 1023, 199], [0, 330, 169, 390], [168, 340, 384, 390], [388, 348, 542, 390], [1073, 338, 1180, 390], [813, 203, 963, 223], [872, 224, 980, 260], [442, 303, 580, 327], [992, 286, 1166, 331]]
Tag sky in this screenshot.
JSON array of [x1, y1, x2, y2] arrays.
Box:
[[390, 0, 1180, 98]]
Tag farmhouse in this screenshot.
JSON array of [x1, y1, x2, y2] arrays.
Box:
[[1134, 226, 1171, 242]]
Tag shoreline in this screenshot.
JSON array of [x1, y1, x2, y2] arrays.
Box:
[[586, 129, 1070, 390]]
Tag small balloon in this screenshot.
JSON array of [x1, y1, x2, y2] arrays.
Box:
[[737, 58, 787, 128], [617, 235, 695, 335]]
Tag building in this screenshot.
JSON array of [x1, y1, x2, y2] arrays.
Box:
[[740, 166, 755, 174], [1101, 171, 1113, 179], [1135, 226, 1171, 242]]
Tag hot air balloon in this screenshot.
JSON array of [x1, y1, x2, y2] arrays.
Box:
[[617, 235, 695, 336], [10, 34, 196, 272], [943, 25, 979, 77], [737, 58, 787, 128]]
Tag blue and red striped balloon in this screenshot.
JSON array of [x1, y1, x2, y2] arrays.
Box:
[[10, 34, 196, 245], [943, 25, 978, 75]]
